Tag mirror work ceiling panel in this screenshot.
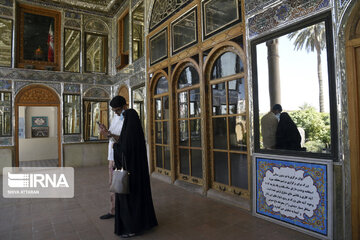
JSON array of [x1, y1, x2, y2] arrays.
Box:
[[27, 0, 126, 16]]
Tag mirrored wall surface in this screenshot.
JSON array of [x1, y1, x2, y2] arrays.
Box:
[[252, 14, 336, 157], [202, 0, 241, 39], [83, 100, 108, 141], [63, 94, 80, 134], [0, 18, 12, 67], [150, 28, 167, 65], [0, 92, 11, 136], [132, 84, 146, 133], [85, 33, 108, 73], [64, 29, 80, 72], [171, 8, 197, 55], [132, 2, 144, 62]]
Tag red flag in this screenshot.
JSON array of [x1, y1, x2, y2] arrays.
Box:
[[47, 24, 54, 62]]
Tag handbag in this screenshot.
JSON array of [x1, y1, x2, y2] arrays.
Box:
[[110, 153, 130, 194]]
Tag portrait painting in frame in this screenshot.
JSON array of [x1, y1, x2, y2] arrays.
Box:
[[17, 4, 61, 70]]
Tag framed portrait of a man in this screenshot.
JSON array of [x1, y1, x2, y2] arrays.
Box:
[[16, 4, 61, 70]]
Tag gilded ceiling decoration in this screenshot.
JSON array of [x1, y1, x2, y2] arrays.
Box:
[[27, 0, 126, 16]]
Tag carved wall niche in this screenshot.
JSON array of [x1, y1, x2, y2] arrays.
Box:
[[118, 85, 129, 104], [15, 84, 60, 105]]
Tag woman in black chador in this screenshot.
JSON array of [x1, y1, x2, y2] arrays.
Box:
[[275, 112, 302, 151], [111, 96, 157, 238]]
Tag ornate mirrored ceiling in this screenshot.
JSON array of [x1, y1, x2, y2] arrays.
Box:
[[32, 0, 126, 16]]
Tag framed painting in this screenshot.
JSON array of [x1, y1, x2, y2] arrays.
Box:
[[31, 116, 48, 127], [16, 4, 61, 70], [31, 127, 49, 138]]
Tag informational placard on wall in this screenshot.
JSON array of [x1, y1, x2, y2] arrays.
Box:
[[253, 154, 332, 239]]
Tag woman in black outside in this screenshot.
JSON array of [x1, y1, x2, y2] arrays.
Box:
[[276, 112, 302, 151]]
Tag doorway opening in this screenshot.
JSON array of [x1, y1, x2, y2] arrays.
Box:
[[15, 84, 61, 167]]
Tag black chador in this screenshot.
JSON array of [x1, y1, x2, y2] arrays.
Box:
[[113, 109, 158, 236]]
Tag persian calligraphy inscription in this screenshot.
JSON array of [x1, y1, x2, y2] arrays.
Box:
[[261, 167, 320, 220], [254, 156, 331, 238]]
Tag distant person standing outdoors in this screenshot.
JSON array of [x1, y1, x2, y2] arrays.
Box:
[[261, 104, 282, 149], [276, 112, 302, 151]]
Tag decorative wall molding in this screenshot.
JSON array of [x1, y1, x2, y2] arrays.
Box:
[[84, 16, 110, 33], [0, 68, 114, 85], [64, 84, 81, 94], [83, 85, 111, 99], [63, 135, 82, 143], [65, 19, 81, 29], [245, 0, 274, 16], [0, 0, 13, 7], [0, 80, 11, 90], [0, 6, 12, 17], [15, 84, 60, 104], [0, 137, 12, 146], [247, 0, 330, 38]]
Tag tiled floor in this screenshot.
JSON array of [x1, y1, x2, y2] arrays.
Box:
[[19, 159, 58, 167], [0, 166, 318, 240]]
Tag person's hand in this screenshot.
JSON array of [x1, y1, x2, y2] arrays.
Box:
[[99, 123, 110, 136]]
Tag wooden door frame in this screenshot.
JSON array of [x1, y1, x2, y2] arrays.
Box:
[[345, 4, 360, 239], [171, 59, 203, 186], [15, 84, 61, 167]]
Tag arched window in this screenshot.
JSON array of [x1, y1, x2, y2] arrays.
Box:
[[153, 76, 171, 175], [175, 64, 202, 184], [207, 49, 249, 196]]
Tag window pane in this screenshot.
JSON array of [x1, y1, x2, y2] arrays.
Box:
[[228, 78, 246, 114], [179, 120, 189, 146], [230, 153, 248, 189], [150, 29, 167, 64], [64, 94, 80, 134], [155, 122, 162, 143], [214, 151, 228, 184], [191, 149, 202, 178], [156, 146, 163, 168], [85, 34, 107, 73], [155, 99, 162, 120], [155, 76, 168, 95], [83, 100, 108, 141], [164, 146, 171, 170], [178, 91, 188, 118], [172, 10, 197, 53], [229, 116, 247, 151], [178, 66, 199, 89], [213, 117, 227, 149], [212, 82, 226, 115], [180, 148, 189, 175], [256, 21, 331, 154], [163, 121, 169, 144], [64, 29, 80, 72], [190, 119, 201, 147], [163, 96, 169, 119], [123, 13, 129, 52], [189, 88, 201, 117], [0, 92, 11, 136], [0, 18, 12, 67], [211, 52, 243, 79], [132, 2, 144, 61], [204, 0, 239, 37]]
